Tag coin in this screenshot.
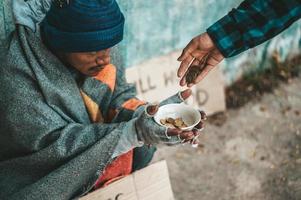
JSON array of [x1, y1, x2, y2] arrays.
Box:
[[185, 65, 201, 84], [160, 117, 188, 129]]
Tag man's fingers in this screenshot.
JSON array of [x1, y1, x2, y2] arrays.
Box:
[[191, 57, 200, 66], [146, 104, 159, 116], [178, 51, 208, 86], [177, 50, 187, 62], [177, 47, 192, 62], [159, 89, 191, 106], [180, 76, 193, 88], [179, 89, 192, 100], [166, 129, 195, 140], [179, 76, 187, 87], [187, 83, 194, 88], [166, 129, 182, 137], [191, 50, 207, 60], [178, 50, 206, 78], [184, 62, 208, 87], [177, 54, 194, 77], [178, 131, 195, 141], [185, 54, 221, 86], [177, 38, 198, 61], [200, 110, 207, 121], [193, 65, 215, 84], [195, 121, 204, 130]]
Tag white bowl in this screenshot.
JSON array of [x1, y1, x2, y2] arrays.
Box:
[[154, 103, 201, 131]]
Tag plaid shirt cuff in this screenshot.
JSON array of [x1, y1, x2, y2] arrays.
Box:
[[207, 0, 301, 58], [207, 13, 246, 58]]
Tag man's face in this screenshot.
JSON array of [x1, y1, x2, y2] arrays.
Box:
[[64, 48, 111, 77]]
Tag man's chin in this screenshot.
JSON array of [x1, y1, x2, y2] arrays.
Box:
[[79, 71, 100, 77]]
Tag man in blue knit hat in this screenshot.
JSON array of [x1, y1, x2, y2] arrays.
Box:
[[0, 0, 205, 199]]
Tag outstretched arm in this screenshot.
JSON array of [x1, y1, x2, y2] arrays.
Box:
[[178, 0, 301, 87]]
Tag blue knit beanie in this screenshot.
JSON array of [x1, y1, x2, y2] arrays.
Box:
[[42, 0, 125, 52]]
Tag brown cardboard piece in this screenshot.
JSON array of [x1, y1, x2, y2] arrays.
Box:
[[126, 51, 226, 115], [79, 161, 174, 200]]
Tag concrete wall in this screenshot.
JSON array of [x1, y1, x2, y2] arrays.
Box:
[[1, 0, 301, 85]]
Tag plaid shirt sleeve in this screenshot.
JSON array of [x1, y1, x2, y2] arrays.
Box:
[[207, 0, 301, 58]]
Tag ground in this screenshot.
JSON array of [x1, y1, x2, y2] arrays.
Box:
[[152, 76, 301, 200]]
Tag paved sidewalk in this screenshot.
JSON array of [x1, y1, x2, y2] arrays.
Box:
[[153, 77, 301, 200]]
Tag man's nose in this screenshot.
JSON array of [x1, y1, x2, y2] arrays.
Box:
[[95, 49, 111, 65], [96, 57, 110, 66]]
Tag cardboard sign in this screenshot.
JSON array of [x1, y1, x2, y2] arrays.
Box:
[[80, 161, 174, 200], [126, 51, 226, 116]]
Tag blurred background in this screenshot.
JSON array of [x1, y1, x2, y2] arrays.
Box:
[[1, 0, 301, 199]]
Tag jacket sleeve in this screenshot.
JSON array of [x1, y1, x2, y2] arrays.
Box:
[[107, 65, 147, 158], [207, 0, 301, 57]]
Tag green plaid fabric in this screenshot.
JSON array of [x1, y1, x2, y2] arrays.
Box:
[[207, 0, 301, 57]]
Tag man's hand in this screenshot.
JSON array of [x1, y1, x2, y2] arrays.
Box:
[[177, 32, 224, 87], [135, 89, 205, 146]]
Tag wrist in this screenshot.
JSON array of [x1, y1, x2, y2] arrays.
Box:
[[206, 13, 243, 58], [132, 103, 147, 118]]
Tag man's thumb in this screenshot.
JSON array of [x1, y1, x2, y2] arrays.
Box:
[[146, 104, 159, 116]]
